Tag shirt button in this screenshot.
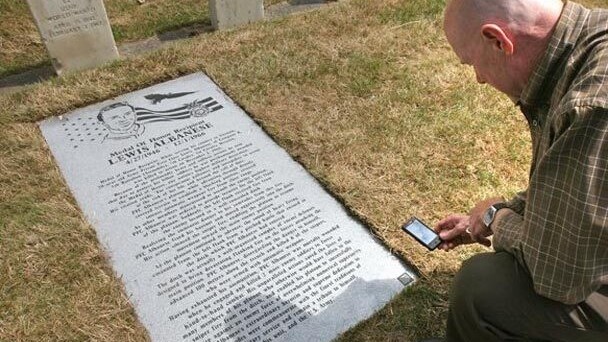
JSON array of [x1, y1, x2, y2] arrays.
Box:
[[532, 120, 539, 127]]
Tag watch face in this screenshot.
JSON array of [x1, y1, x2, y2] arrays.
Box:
[[483, 207, 494, 227]]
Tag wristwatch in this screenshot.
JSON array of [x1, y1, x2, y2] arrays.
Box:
[[482, 202, 508, 229]]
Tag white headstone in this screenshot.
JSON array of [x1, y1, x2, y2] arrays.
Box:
[[26, 0, 119, 75], [39, 73, 416, 342], [209, 0, 265, 31]]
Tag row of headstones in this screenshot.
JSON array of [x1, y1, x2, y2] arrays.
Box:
[[26, 0, 321, 76]]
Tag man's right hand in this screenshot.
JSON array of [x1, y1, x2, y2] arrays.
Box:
[[434, 214, 476, 251]]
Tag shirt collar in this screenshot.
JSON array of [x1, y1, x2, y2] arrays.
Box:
[[519, 1, 587, 109]]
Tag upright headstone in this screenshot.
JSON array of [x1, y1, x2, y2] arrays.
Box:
[[26, 0, 119, 75], [39, 73, 416, 342], [209, 0, 265, 31]]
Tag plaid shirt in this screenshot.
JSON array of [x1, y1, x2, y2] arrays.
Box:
[[492, 1, 608, 305]]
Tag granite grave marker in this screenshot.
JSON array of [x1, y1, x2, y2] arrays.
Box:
[[26, 0, 119, 75], [209, 0, 265, 31], [39, 73, 416, 342]]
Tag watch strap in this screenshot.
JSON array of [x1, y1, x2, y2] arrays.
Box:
[[492, 202, 509, 212]]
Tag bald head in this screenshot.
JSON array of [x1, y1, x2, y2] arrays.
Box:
[[443, 0, 563, 99], [445, 0, 563, 42]]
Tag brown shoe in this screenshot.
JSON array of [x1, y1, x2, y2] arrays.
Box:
[[418, 339, 444, 342]]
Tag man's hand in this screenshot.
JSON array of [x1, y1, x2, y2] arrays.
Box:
[[467, 197, 503, 246], [435, 214, 475, 251]]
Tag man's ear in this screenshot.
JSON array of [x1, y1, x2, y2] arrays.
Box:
[[480, 24, 514, 55]]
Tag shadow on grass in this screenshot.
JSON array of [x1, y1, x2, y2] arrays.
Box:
[[0, 60, 52, 81], [0, 63, 55, 93], [156, 20, 214, 43]]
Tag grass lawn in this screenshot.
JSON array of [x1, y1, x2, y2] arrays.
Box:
[[0, 0, 605, 341], [0, 0, 284, 77]]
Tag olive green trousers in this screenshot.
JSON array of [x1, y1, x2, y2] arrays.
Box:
[[446, 252, 608, 342]]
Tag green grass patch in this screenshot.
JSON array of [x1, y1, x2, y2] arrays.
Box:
[[346, 53, 385, 97], [107, 0, 208, 41], [379, 0, 447, 24]]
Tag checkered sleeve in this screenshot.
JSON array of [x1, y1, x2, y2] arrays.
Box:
[[493, 106, 608, 304], [506, 190, 527, 216]]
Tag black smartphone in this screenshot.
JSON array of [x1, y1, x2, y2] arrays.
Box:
[[402, 217, 442, 250]]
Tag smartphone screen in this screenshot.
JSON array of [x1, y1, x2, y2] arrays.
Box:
[[402, 217, 441, 250]]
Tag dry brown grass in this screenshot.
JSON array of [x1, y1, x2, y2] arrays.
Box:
[[1, 0, 605, 341]]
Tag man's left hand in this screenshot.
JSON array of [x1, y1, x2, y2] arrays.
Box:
[[467, 196, 503, 246]]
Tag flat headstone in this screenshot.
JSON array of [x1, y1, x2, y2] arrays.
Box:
[[209, 0, 265, 31], [26, 0, 119, 75], [39, 73, 416, 342]]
